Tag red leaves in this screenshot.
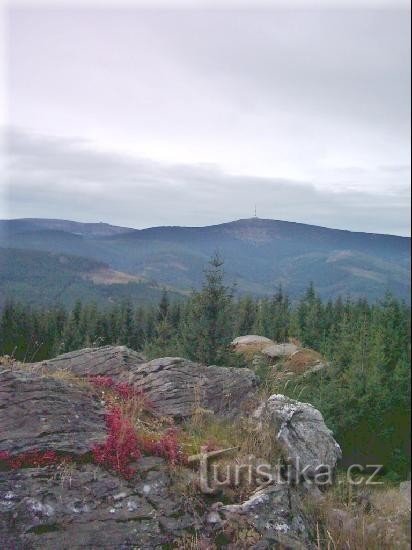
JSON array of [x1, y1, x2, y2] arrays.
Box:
[[88, 376, 152, 408], [139, 428, 186, 466], [0, 450, 11, 462], [92, 406, 187, 479], [0, 449, 61, 469], [92, 406, 141, 479]]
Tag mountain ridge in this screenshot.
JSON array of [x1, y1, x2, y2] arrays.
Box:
[[2, 216, 409, 238], [1, 217, 410, 303]]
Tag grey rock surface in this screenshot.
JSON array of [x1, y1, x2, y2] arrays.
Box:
[[221, 483, 314, 549], [30, 345, 146, 377], [231, 335, 274, 347], [30, 347, 259, 420], [125, 356, 259, 418], [0, 349, 343, 548], [0, 461, 196, 549], [0, 369, 106, 456], [254, 394, 342, 479]]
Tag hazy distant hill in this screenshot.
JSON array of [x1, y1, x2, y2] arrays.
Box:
[[0, 217, 410, 303], [0, 248, 183, 308], [0, 218, 134, 237]]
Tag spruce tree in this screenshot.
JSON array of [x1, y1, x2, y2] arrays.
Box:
[[180, 253, 233, 364]]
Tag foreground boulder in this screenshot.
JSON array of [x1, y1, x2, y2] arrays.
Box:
[[31, 345, 146, 378], [32, 347, 260, 420], [254, 394, 341, 480], [122, 357, 259, 419], [0, 459, 198, 549], [0, 348, 343, 548], [0, 369, 106, 456], [0, 366, 201, 548]]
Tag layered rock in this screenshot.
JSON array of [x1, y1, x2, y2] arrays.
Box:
[[0, 459, 196, 549], [31, 345, 146, 378], [0, 348, 344, 548], [30, 347, 259, 420], [0, 364, 199, 548], [122, 356, 259, 419], [0, 368, 106, 456]]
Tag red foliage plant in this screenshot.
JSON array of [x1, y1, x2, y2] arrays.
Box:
[[92, 406, 142, 479], [88, 376, 152, 408], [92, 406, 187, 478], [0, 450, 62, 469], [139, 428, 186, 466]]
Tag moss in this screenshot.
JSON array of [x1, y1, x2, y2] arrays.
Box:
[[28, 523, 62, 535]]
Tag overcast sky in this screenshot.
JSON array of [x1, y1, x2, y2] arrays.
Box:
[[2, 4, 411, 235]]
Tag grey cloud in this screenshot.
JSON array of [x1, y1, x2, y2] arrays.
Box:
[[6, 7, 410, 187], [4, 129, 410, 236], [141, 9, 411, 132]]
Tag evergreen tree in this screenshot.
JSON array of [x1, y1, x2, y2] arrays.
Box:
[[271, 285, 290, 342], [180, 253, 233, 364], [157, 289, 170, 323], [236, 296, 257, 336]]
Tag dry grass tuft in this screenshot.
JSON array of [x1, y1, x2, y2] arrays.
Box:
[[233, 344, 269, 361], [171, 532, 213, 550], [0, 355, 17, 368], [3, 358, 93, 390], [181, 406, 282, 503], [306, 476, 411, 549]]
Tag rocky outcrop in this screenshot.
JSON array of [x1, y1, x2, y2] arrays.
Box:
[[231, 337, 328, 379], [231, 335, 274, 355], [123, 357, 259, 418], [262, 342, 299, 360], [0, 348, 343, 548], [232, 335, 274, 348], [30, 347, 259, 420], [253, 394, 341, 480], [220, 483, 314, 549], [0, 459, 197, 549], [0, 364, 199, 548], [0, 369, 106, 456], [31, 345, 146, 378]]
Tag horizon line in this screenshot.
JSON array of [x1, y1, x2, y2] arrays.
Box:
[[1, 216, 410, 239]]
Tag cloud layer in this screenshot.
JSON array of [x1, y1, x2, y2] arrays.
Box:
[[4, 129, 410, 235]]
